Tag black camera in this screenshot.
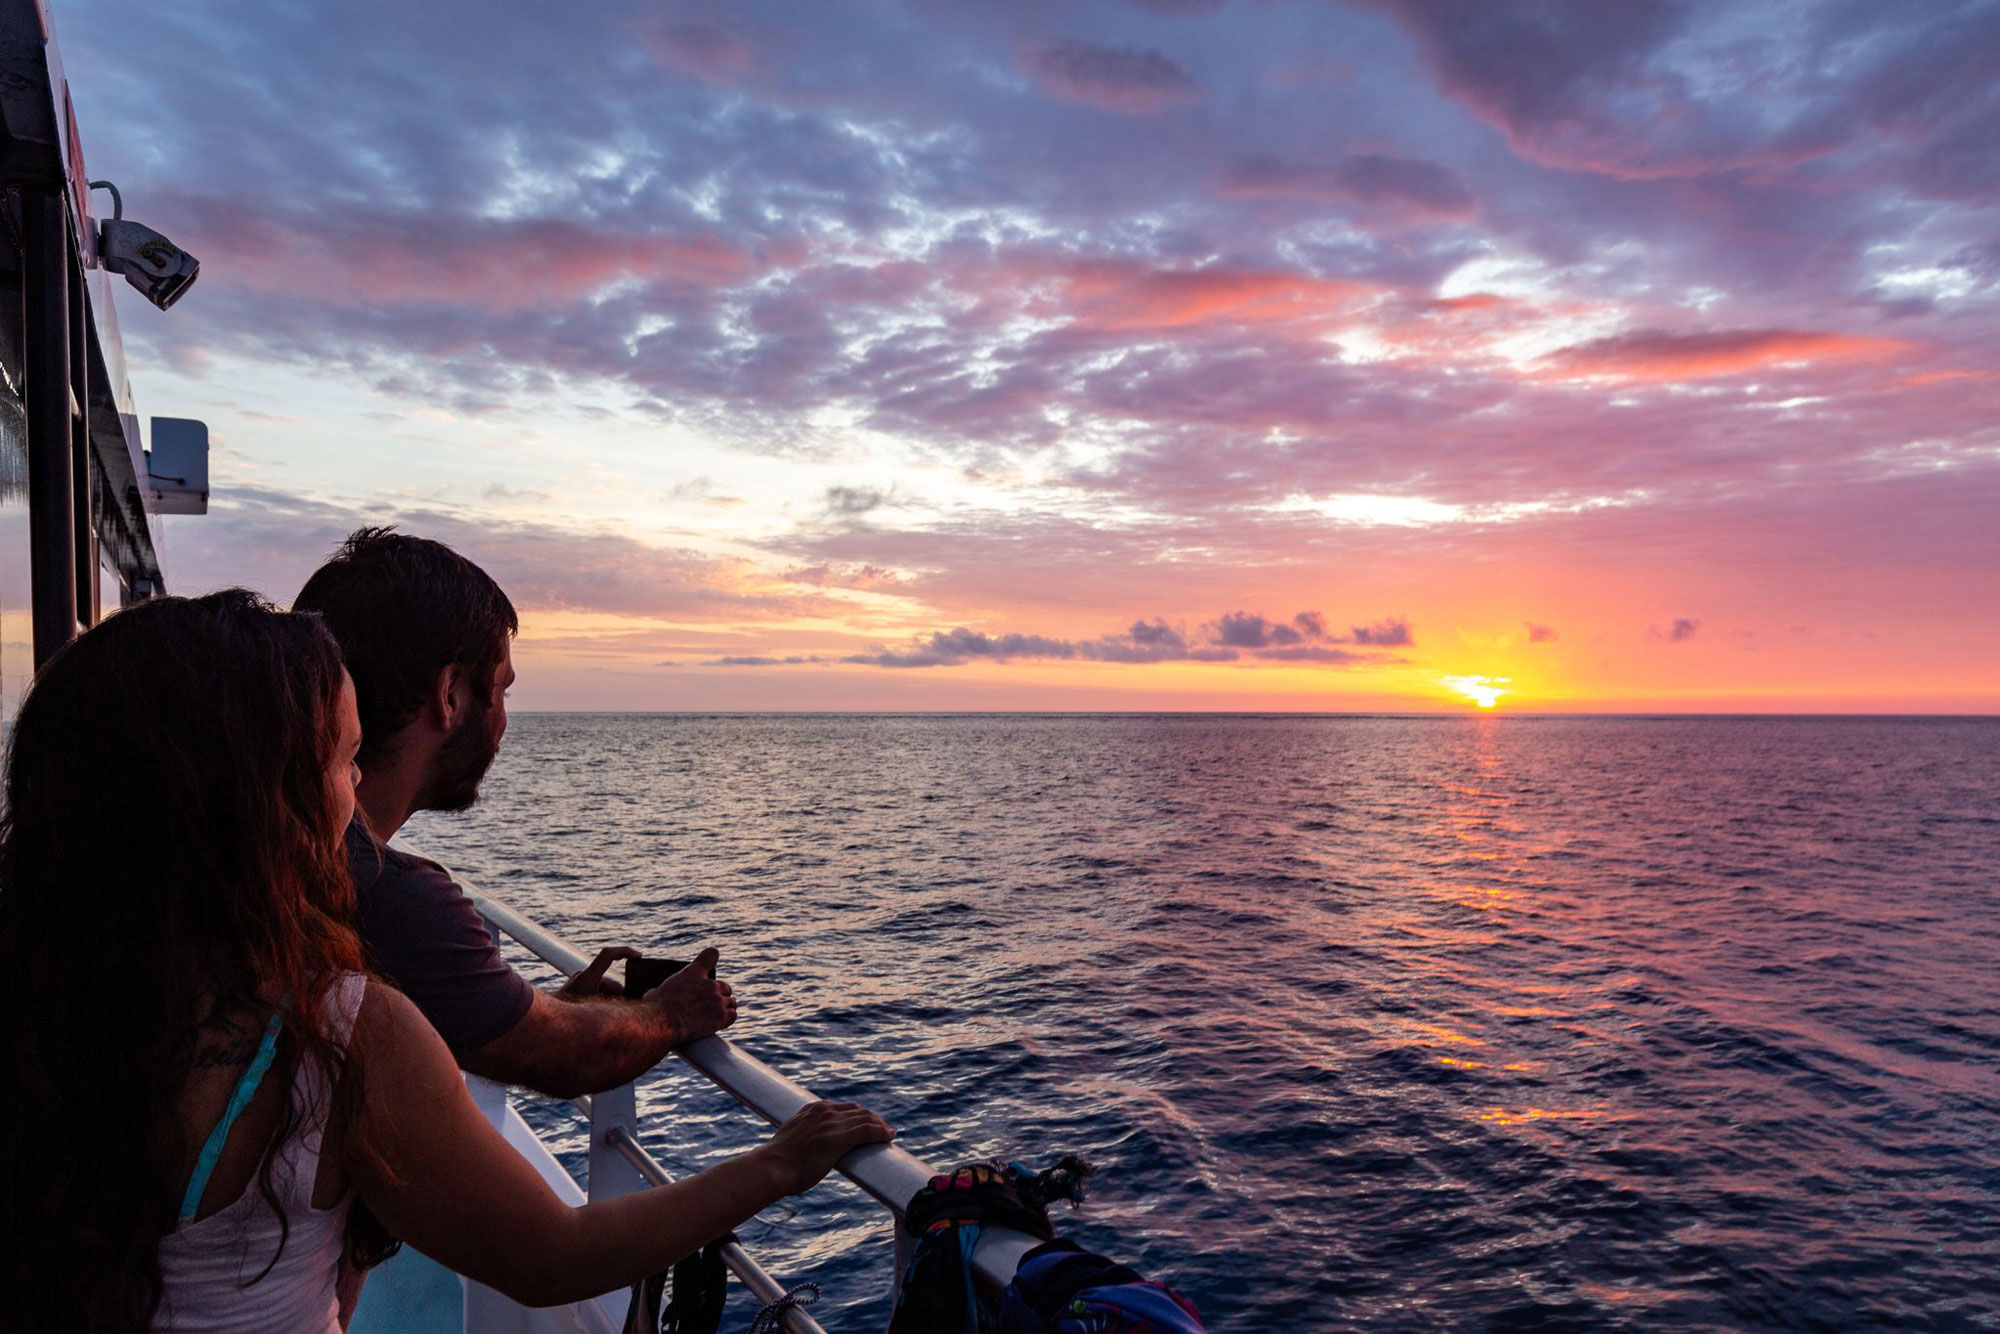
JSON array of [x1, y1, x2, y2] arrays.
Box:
[[623, 954, 716, 998]]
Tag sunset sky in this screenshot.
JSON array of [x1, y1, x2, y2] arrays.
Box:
[[60, 0, 1999, 711]]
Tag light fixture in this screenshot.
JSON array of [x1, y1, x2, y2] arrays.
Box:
[[89, 180, 199, 310]]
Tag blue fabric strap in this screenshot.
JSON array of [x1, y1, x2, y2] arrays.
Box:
[[178, 1011, 284, 1226]]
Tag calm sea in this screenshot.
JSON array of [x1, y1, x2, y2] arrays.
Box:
[[402, 714, 2000, 1332]]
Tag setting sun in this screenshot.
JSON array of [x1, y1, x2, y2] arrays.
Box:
[[1443, 676, 1510, 709]]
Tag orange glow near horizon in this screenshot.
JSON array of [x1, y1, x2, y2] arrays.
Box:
[[489, 610, 2000, 713]]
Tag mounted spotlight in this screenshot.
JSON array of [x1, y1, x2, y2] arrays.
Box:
[[89, 180, 199, 310]]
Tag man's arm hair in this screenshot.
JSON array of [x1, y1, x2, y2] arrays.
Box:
[[456, 989, 678, 1100], [454, 949, 735, 1100]]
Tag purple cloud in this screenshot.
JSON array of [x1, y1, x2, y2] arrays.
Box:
[[1220, 153, 1476, 218], [1206, 610, 1341, 648], [829, 609, 1407, 670], [639, 20, 755, 85], [1023, 39, 1202, 114], [1350, 617, 1413, 647]]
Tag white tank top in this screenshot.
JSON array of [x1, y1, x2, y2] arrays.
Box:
[[153, 973, 365, 1333]]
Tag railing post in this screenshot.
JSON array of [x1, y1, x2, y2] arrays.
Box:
[[587, 1081, 649, 1202]]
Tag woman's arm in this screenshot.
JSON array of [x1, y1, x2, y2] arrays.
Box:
[[341, 982, 891, 1307]]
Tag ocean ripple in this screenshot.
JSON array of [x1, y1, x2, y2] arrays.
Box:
[[407, 714, 2000, 1332]]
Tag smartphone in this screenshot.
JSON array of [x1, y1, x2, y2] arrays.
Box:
[[622, 954, 715, 998]]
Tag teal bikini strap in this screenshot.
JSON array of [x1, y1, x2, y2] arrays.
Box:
[[177, 1011, 284, 1226]]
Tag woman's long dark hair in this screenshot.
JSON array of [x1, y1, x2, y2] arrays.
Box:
[[0, 590, 363, 1331]]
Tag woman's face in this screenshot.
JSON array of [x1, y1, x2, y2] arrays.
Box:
[[326, 671, 364, 835]]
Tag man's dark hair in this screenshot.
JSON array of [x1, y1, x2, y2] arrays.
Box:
[[294, 527, 517, 765]]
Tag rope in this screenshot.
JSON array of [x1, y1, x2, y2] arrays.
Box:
[[745, 1281, 821, 1333]]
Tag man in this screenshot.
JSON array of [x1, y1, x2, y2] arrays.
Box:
[[295, 527, 734, 1099]]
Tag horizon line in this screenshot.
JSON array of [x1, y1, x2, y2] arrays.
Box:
[[503, 708, 2000, 720]]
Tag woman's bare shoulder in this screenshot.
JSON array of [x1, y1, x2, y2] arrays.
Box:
[[353, 979, 458, 1082]]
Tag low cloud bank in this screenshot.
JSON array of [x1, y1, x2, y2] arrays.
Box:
[[709, 609, 1413, 669]]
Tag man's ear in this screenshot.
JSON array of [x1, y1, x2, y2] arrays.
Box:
[[430, 662, 468, 731]]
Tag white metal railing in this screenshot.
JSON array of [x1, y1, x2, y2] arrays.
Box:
[[430, 855, 1046, 1327]]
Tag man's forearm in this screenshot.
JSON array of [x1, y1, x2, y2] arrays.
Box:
[[458, 989, 681, 1099]]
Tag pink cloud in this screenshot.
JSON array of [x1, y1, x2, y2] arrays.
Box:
[[1040, 256, 1373, 331], [1901, 369, 1996, 388], [1539, 328, 1916, 383]]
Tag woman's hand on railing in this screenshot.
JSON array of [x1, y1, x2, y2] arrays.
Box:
[[638, 947, 737, 1045], [761, 1100, 896, 1195]]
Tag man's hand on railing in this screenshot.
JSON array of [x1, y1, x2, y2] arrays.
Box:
[[761, 1100, 897, 1195], [639, 947, 737, 1045]]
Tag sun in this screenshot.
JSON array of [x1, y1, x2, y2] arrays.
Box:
[[1442, 675, 1510, 709]]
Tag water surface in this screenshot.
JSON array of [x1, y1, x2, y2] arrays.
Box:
[[405, 714, 2000, 1332]]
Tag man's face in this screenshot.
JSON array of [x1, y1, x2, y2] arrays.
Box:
[[421, 638, 515, 814]]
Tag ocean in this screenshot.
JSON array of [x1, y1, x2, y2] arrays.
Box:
[[401, 714, 2000, 1332]]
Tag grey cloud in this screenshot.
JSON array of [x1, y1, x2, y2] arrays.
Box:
[[823, 486, 896, 519], [483, 484, 552, 503], [1525, 622, 1558, 643], [705, 654, 829, 666], [1652, 617, 1702, 642]]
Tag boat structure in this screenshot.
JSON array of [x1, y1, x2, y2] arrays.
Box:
[[5, 4, 1195, 1329], [0, 0, 207, 713]]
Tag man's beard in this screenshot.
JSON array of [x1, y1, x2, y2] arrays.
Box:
[[418, 701, 502, 813]]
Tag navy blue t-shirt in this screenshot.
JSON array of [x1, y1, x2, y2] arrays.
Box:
[[346, 821, 536, 1054]]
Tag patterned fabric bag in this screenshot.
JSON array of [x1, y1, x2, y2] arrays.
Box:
[[887, 1158, 1091, 1334], [999, 1240, 1206, 1334]]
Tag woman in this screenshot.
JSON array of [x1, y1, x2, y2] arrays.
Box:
[[0, 591, 890, 1331]]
